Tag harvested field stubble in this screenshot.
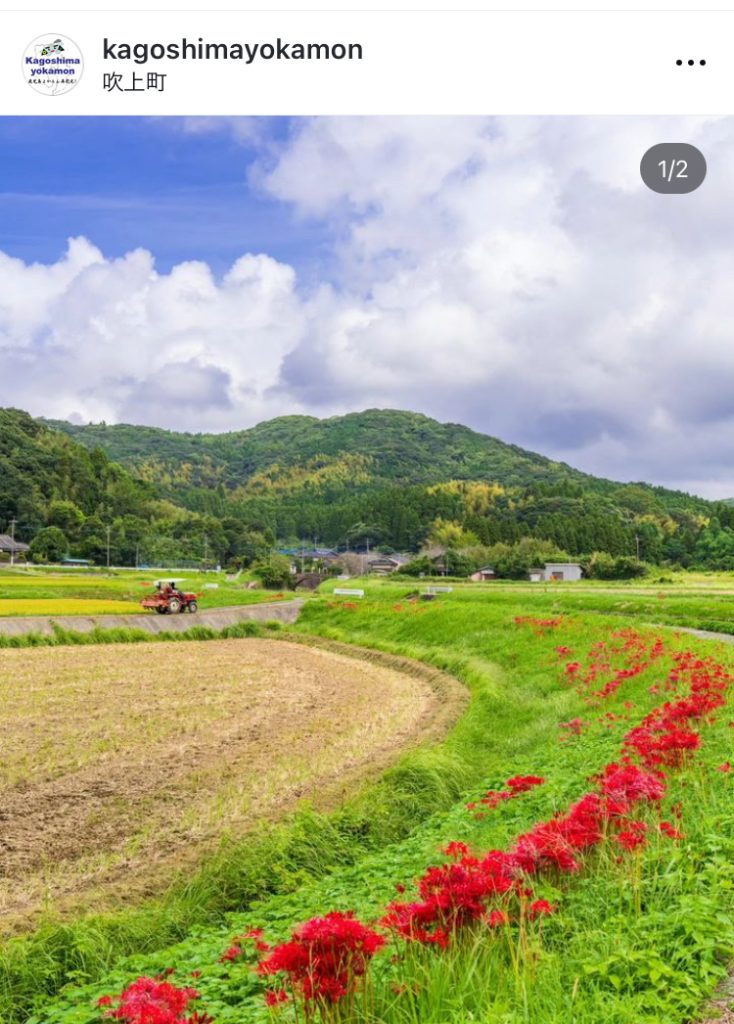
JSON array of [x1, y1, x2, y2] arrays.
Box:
[[0, 637, 456, 927]]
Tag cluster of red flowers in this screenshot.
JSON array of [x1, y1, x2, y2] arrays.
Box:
[[256, 911, 385, 1006], [97, 976, 212, 1024], [615, 820, 648, 852], [559, 630, 666, 706], [659, 820, 685, 840], [623, 651, 730, 768], [512, 793, 604, 874], [467, 774, 545, 815], [107, 629, 733, 1021], [380, 847, 519, 947], [514, 616, 565, 634], [558, 717, 585, 737], [597, 762, 666, 810]]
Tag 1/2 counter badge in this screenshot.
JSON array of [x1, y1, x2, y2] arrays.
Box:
[[23, 34, 83, 95]]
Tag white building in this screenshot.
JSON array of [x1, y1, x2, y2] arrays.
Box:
[[536, 565, 577, 581]]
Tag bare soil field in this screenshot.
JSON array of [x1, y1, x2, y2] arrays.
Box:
[[0, 637, 462, 929]]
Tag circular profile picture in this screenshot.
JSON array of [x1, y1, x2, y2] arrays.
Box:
[[23, 34, 83, 95]]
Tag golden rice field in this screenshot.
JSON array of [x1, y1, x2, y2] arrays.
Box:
[[0, 598, 142, 617]]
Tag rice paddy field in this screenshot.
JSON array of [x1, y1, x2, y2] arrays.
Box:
[[0, 569, 290, 617], [4, 575, 734, 1024], [0, 638, 457, 930]]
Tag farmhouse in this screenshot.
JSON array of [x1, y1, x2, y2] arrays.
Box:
[[367, 554, 410, 574], [280, 547, 342, 572], [469, 566, 497, 582], [0, 534, 30, 560], [419, 545, 451, 576], [529, 562, 583, 582]]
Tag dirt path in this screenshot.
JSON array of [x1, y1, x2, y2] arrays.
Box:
[[0, 636, 465, 930], [0, 599, 302, 637], [676, 626, 734, 645]]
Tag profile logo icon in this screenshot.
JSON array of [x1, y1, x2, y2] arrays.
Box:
[[24, 34, 83, 95]]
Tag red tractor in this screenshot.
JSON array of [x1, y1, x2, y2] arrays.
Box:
[[141, 579, 199, 614]]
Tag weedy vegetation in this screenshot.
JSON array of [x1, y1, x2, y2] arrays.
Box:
[[2, 581, 734, 1024]]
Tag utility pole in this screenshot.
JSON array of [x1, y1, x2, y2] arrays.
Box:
[[106, 524, 112, 569], [9, 518, 17, 567], [203, 534, 209, 569], [635, 533, 641, 561]]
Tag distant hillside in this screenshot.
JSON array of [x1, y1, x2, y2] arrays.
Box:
[[47, 409, 696, 504], [40, 408, 725, 567], [0, 409, 231, 566], [0, 409, 144, 536]]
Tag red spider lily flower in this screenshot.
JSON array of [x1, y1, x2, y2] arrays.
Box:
[[190, 971, 201, 980], [506, 775, 546, 794], [480, 790, 512, 808], [616, 820, 648, 852], [98, 976, 205, 1024], [234, 928, 270, 953], [597, 763, 666, 813], [487, 909, 509, 927], [219, 945, 243, 963], [717, 762, 731, 773], [513, 793, 604, 875], [381, 850, 517, 944], [659, 821, 685, 840], [528, 899, 555, 919], [395, 882, 406, 894], [428, 928, 451, 949], [514, 616, 564, 634], [257, 911, 385, 1005], [97, 996, 113, 1007], [442, 841, 471, 860], [559, 717, 585, 736], [624, 721, 701, 769], [264, 989, 289, 1007]]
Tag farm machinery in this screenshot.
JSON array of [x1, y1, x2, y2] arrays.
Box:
[[140, 579, 199, 615]]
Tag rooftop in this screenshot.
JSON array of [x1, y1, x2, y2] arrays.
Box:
[[0, 534, 30, 553]]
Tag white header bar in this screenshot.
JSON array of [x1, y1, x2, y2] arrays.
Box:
[[1, 11, 730, 114]]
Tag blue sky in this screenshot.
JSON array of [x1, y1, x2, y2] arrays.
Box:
[[1, 114, 734, 495], [0, 117, 329, 278]]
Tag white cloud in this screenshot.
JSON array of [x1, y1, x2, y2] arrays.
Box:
[[4, 115, 734, 494], [0, 240, 305, 429]]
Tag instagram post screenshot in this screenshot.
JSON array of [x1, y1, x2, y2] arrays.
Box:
[[2, 3, 734, 1022]]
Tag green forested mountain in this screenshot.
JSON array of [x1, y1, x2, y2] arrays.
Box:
[[36, 407, 733, 571], [4, 405, 734, 571], [0, 409, 265, 567], [49, 410, 598, 490], [47, 409, 703, 505]]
